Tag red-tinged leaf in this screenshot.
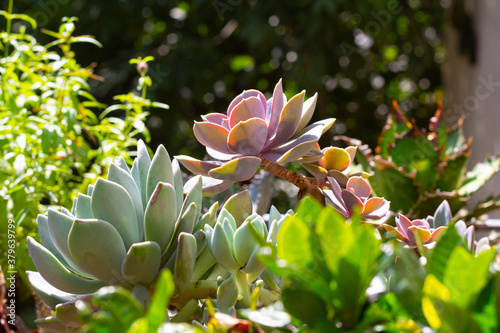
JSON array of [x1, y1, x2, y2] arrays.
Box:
[[193, 122, 232, 154], [227, 118, 268, 155], [229, 97, 266, 127]]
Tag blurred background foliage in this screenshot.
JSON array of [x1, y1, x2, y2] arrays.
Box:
[[13, 0, 448, 159]]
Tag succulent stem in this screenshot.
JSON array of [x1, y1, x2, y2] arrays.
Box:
[[191, 247, 216, 282], [234, 270, 250, 308], [170, 280, 218, 303], [260, 159, 325, 205]]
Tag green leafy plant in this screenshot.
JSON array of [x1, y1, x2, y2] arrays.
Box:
[[341, 101, 500, 219]]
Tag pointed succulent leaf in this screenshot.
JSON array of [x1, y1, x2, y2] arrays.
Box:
[[208, 156, 262, 181], [194, 201, 219, 232], [87, 184, 94, 196], [133, 139, 152, 208], [193, 122, 232, 155], [301, 163, 328, 181], [144, 182, 178, 252], [27, 237, 105, 294], [433, 200, 453, 228], [241, 248, 266, 275], [193, 229, 206, 256], [147, 145, 175, 200], [222, 190, 253, 228], [233, 222, 260, 267], [266, 80, 285, 139], [37, 214, 68, 266], [34, 316, 80, 333], [47, 209, 91, 277], [295, 93, 318, 134], [206, 223, 239, 272], [27, 271, 78, 309], [269, 91, 305, 147], [407, 226, 432, 244], [217, 275, 239, 313], [341, 190, 363, 215], [172, 159, 184, 216], [174, 233, 197, 294], [91, 178, 139, 248], [176, 155, 222, 177], [164, 202, 198, 260], [115, 156, 130, 173], [108, 163, 144, 237], [68, 219, 127, 285], [74, 193, 93, 219], [227, 118, 268, 155], [217, 208, 237, 230], [55, 301, 83, 328], [181, 175, 202, 224], [121, 241, 161, 286], [228, 97, 266, 127]]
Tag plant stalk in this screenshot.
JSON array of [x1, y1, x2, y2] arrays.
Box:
[[260, 158, 325, 205], [234, 270, 250, 308]]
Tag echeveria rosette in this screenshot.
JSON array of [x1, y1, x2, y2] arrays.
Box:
[[455, 220, 490, 255], [204, 207, 279, 307], [302, 145, 368, 187], [384, 214, 447, 247], [26, 140, 210, 332], [324, 176, 390, 220], [176, 80, 335, 188]]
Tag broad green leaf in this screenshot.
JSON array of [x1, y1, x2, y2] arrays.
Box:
[[277, 215, 312, 266], [427, 224, 465, 282], [443, 247, 495, 309]]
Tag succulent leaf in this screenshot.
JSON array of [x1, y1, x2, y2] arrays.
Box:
[[27, 237, 105, 294], [221, 190, 253, 228], [74, 193, 93, 219], [147, 145, 175, 200], [144, 182, 178, 252], [121, 241, 161, 286], [174, 233, 197, 294], [91, 178, 140, 248], [68, 219, 127, 285], [27, 271, 78, 309]]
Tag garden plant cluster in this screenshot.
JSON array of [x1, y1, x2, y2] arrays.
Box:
[[2, 7, 500, 333]]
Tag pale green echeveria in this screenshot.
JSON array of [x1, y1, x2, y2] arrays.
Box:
[[204, 190, 288, 276], [176, 80, 335, 194], [27, 140, 205, 312]]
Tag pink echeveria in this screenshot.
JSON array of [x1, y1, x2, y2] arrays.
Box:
[[384, 214, 447, 247], [324, 176, 390, 220], [176, 80, 335, 192]]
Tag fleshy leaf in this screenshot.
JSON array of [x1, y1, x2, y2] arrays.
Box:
[[144, 182, 178, 252], [268, 91, 305, 147], [91, 178, 139, 248], [121, 241, 161, 285], [221, 190, 253, 227], [229, 97, 266, 127], [68, 219, 127, 285], [227, 118, 268, 155], [193, 122, 232, 154], [27, 237, 105, 294], [208, 156, 262, 181], [175, 156, 221, 177], [322, 147, 351, 171], [147, 145, 175, 200]]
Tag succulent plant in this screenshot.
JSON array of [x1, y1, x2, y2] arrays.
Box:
[[176, 80, 335, 193], [384, 214, 447, 247], [203, 190, 286, 307], [301, 145, 367, 187], [324, 176, 390, 220], [26, 140, 219, 332], [340, 101, 500, 219], [455, 220, 490, 255]]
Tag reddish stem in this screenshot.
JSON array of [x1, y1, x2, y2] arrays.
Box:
[[260, 159, 325, 205]]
